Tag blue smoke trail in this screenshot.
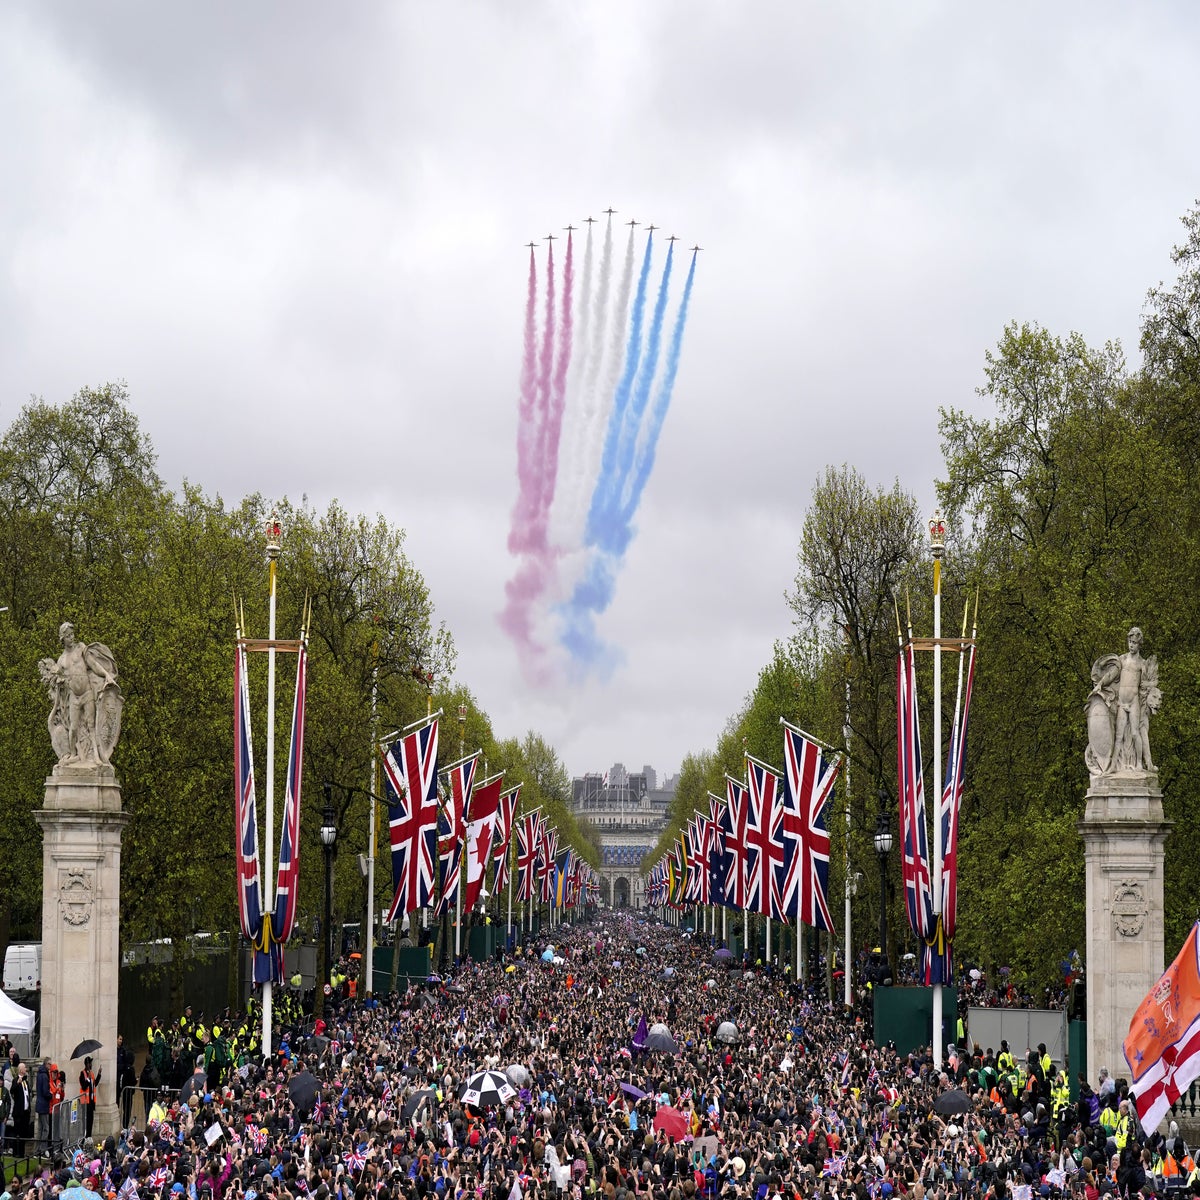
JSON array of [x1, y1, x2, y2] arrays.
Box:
[[584, 233, 655, 546], [600, 241, 674, 557], [620, 251, 697, 524], [559, 245, 696, 673]]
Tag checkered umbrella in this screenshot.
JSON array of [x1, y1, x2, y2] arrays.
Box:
[[458, 1069, 516, 1109]]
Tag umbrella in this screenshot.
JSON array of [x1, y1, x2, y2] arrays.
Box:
[[494, 993, 512, 1007], [645, 1024, 678, 1054], [307, 1034, 332, 1056], [620, 1082, 647, 1100], [541, 949, 555, 962], [713, 948, 734, 962], [969, 968, 982, 980], [349, 952, 362, 959], [933, 1088, 972, 1117], [635, 946, 647, 956], [505, 1064, 530, 1087], [552, 956, 564, 965], [458, 1069, 516, 1109], [289, 1071, 321, 1113], [715, 1022, 740, 1045], [412, 991, 438, 1009], [652, 1105, 691, 1141], [179, 1070, 208, 1104], [71, 1039, 103, 1060], [662, 967, 675, 978], [705, 978, 716, 987], [401, 1089, 438, 1121], [426, 973, 442, 984], [505, 964, 516, 973], [902, 953, 916, 962]]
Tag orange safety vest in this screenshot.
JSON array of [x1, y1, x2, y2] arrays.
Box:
[[50, 1066, 64, 1113], [348, 978, 357, 998], [80, 1069, 96, 1105]]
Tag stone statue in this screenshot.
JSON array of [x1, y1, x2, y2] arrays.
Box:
[[1086, 626, 1160, 776], [37, 622, 123, 768]]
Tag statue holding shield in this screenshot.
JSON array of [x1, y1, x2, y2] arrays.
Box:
[[37, 622, 123, 768]]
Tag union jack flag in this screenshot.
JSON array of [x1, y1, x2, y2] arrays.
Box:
[[707, 794, 727, 908], [234, 640, 263, 947], [257, 639, 308, 984], [492, 784, 520, 894], [346, 1145, 367, 1173], [822, 1155, 847, 1178], [515, 808, 542, 903], [434, 751, 478, 918], [720, 776, 749, 910], [383, 716, 440, 921], [897, 643, 935, 976], [148, 1167, 170, 1192], [780, 722, 842, 932], [939, 637, 976, 983], [249, 1125, 268, 1153], [686, 817, 713, 905], [744, 756, 785, 919]]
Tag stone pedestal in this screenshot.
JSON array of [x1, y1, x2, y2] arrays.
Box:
[[35, 764, 128, 1140], [1078, 772, 1170, 1100]]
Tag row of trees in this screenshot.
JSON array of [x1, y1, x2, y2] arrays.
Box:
[[647, 201, 1200, 991], [0, 384, 597, 991]]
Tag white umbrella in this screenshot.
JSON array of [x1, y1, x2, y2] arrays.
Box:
[[715, 1021, 740, 1044], [505, 1064, 530, 1087]]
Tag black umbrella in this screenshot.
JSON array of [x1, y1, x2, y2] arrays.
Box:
[[458, 1069, 516, 1109], [71, 1039, 103, 1060], [288, 1070, 321, 1113], [933, 1088, 971, 1116], [307, 1035, 332, 1057], [179, 1071, 208, 1103], [401, 1088, 438, 1121], [412, 991, 438, 1010]]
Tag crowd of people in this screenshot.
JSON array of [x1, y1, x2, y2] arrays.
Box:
[[0, 916, 1187, 1200]]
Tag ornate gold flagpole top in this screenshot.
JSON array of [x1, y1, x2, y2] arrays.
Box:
[[928, 509, 946, 556], [265, 510, 282, 561]]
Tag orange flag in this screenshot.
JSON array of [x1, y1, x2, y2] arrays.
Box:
[[1124, 921, 1200, 1131]]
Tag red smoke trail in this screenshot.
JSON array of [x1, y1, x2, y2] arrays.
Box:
[[538, 229, 574, 526], [507, 247, 539, 554]]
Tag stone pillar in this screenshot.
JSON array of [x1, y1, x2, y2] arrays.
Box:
[[1078, 773, 1170, 1098], [35, 764, 129, 1140]]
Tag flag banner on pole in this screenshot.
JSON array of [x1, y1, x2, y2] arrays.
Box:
[[539, 824, 559, 904], [721, 776, 749, 911], [553, 847, 574, 909], [745, 755, 785, 920], [939, 638, 976, 982], [1124, 922, 1200, 1132], [515, 808, 542, 903], [234, 641, 263, 947], [707, 794, 728, 909], [686, 817, 713, 905], [462, 773, 503, 913], [897, 644, 936, 978], [434, 751, 479, 918], [492, 784, 520, 894], [257, 640, 308, 983], [780, 721, 842, 932], [382, 716, 440, 921]]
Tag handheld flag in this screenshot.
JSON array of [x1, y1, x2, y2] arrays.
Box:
[[1125, 922, 1200, 1133]]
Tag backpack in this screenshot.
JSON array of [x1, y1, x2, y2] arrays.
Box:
[[214, 1036, 232, 1068]]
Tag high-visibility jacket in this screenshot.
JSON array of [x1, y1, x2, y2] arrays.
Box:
[[1115, 1114, 1132, 1150], [79, 1069, 97, 1106]]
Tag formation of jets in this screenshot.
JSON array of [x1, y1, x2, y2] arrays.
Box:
[[522, 212, 702, 251]]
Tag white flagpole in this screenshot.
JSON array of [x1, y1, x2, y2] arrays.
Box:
[[930, 511, 945, 1066], [843, 635, 853, 1008], [262, 513, 280, 1059]]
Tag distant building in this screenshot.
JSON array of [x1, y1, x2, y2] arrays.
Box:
[[570, 766, 673, 908]]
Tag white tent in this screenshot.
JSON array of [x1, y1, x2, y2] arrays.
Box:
[[0, 989, 36, 1034]]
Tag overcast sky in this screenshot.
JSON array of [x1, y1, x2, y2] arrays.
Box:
[[3, 2, 1199, 783]]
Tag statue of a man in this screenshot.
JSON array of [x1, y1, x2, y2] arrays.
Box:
[[37, 622, 123, 767], [1086, 627, 1161, 776]]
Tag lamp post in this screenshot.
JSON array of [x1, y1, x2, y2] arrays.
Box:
[[320, 785, 338, 1013], [873, 787, 893, 983]]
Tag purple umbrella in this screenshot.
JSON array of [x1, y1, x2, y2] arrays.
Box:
[[621, 1083, 647, 1100]]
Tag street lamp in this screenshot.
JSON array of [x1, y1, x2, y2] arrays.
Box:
[[320, 785, 339, 1010], [873, 787, 893, 985]]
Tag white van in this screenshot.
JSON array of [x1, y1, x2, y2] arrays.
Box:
[[3, 943, 41, 992]]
